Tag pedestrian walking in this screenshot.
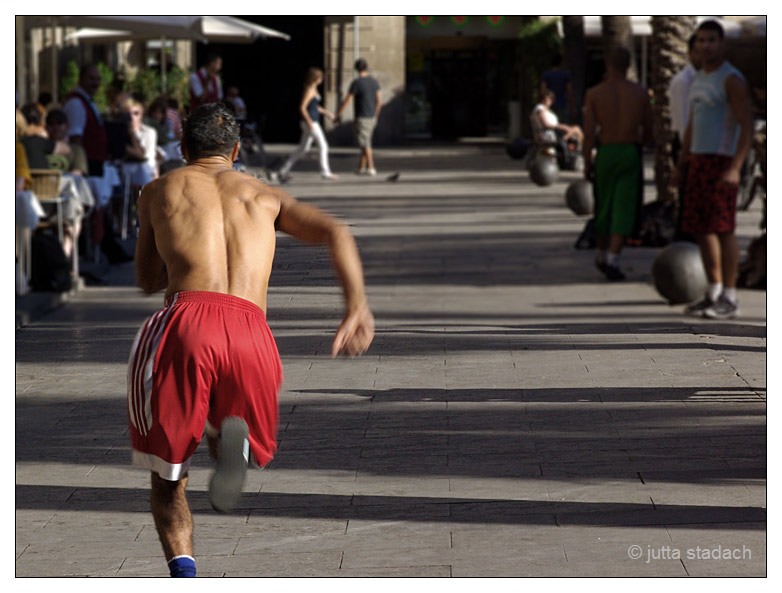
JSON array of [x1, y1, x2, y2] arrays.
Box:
[[336, 58, 381, 176], [582, 46, 653, 281], [277, 67, 338, 182], [540, 53, 576, 124]]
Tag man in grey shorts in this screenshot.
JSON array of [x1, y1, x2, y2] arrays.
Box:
[[336, 58, 381, 175]]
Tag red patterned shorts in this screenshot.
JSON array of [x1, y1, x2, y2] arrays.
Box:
[[127, 291, 283, 481], [681, 154, 738, 235]]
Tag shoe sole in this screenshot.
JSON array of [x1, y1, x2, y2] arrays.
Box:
[[684, 301, 714, 317], [208, 417, 249, 514], [702, 309, 739, 320], [602, 267, 625, 281]]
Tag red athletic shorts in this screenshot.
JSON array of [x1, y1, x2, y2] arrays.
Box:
[[681, 154, 738, 235], [127, 291, 283, 481]]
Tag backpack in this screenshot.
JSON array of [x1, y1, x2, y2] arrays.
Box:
[[630, 201, 676, 247], [31, 228, 72, 293]]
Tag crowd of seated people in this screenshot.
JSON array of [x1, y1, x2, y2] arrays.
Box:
[[18, 100, 90, 265], [15, 69, 189, 293]]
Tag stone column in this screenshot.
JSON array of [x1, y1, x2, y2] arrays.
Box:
[[324, 16, 406, 146]]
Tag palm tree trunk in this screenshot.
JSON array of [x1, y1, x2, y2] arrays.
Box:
[[601, 16, 637, 81], [562, 16, 585, 125], [517, 16, 540, 138], [650, 16, 697, 203]]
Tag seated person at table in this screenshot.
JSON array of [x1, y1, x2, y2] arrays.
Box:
[[146, 96, 181, 162], [45, 108, 89, 175], [20, 102, 55, 169], [22, 105, 89, 260], [121, 97, 159, 186], [530, 90, 583, 148]]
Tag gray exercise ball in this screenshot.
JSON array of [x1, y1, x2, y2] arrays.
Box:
[[529, 156, 559, 186], [652, 241, 708, 304], [506, 137, 529, 160], [565, 179, 594, 215]]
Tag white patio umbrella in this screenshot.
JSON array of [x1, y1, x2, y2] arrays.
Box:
[[65, 16, 290, 91], [64, 16, 291, 44], [26, 16, 290, 97]]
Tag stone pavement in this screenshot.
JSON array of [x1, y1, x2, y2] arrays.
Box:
[[15, 144, 767, 578]]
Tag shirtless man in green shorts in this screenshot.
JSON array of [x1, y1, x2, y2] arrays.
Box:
[[582, 46, 653, 280]]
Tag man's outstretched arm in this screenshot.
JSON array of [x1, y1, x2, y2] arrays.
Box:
[[275, 190, 375, 357]]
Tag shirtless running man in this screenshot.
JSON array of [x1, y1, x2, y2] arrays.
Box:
[[582, 46, 653, 280], [127, 103, 375, 577]]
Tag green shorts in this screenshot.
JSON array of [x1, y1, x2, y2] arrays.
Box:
[[593, 143, 643, 237]]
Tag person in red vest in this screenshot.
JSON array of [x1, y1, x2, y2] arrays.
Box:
[[62, 64, 113, 261], [63, 64, 109, 179], [63, 64, 133, 264], [189, 54, 223, 111]]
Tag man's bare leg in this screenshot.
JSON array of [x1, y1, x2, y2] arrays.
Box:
[[358, 150, 369, 173], [151, 472, 194, 562], [698, 233, 723, 284], [608, 234, 624, 259], [718, 231, 739, 288]]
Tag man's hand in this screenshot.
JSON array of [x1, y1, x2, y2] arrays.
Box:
[[583, 162, 593, 182], [332, 303, 375, 358], [672, 153, 690, 187], [720, 166, 741, 187]]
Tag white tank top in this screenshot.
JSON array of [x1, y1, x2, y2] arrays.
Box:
[[689, 61, 744, 156]]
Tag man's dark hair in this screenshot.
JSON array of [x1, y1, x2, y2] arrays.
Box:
[[221, 99, 236, 116], [687, 33, 697, 52], [354, 58, 368, 72], [697, 19, 725, 39], [21, 102, 43, 126], [551, 53, 563, 67], [607, 46, 631, 72], [182, 103, 240, 160], [148, 97, 167, 117], [45, 108, 68, 127], [79, 63, 98, 82]]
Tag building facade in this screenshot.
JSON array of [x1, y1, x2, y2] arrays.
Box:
[[17, 16, 766, 145]]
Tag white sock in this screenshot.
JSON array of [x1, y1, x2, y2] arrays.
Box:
[[606, 252, 619, 267], [707, 282, 723, 302], [722, 287, 737, 304]]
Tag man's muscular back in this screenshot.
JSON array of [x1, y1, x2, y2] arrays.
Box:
[[136, 163, 280, 311], [585, 78, 651, 145]]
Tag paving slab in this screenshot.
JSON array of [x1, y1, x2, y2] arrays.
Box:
[[15, 143, 766, 579]]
